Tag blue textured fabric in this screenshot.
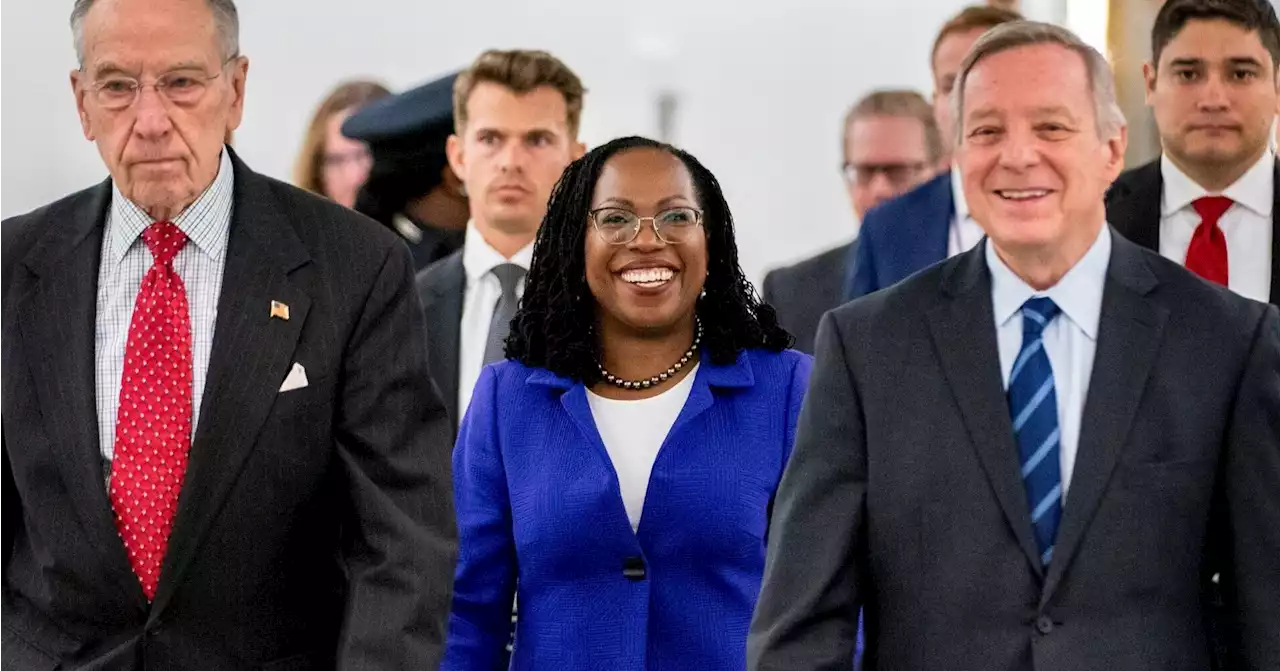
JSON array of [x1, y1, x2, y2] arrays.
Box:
[[844, 171, 955, 301], [1007, 297, 1063, 566], [444, 349, 812, 670]]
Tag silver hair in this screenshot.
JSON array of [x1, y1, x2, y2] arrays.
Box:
[[950, 20, 1126, 145], [71, 0, 240, 67]]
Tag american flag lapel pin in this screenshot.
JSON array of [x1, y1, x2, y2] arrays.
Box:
[[270, 300, 290, 321]]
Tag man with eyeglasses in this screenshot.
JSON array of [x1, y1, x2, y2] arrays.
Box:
[[1, 0, 456, 669], [763, 89, 941, 354]]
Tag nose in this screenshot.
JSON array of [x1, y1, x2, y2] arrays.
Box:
[[865, 171, 898, 204], [997, 128, 1041, 171], [497, 140, 527, 173], [626, 218, 666, 252], [1198, 73, 1230, 112], [131, 86, 175, 139]]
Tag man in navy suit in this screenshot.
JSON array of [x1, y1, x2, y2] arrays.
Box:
[[847, 4, 1021, 299]]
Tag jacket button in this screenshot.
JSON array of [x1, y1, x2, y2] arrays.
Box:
[[622, 556, 646, 581], [1035, 615, 1054, 635]]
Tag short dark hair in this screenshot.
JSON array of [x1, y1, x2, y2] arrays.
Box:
[[506, 136, 792, 383], [1151, 0, 1280, 68], [931, 5, 1024, 72]]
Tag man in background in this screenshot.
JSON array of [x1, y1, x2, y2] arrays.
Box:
[[847, 4, 1022, 300], [1108, 0, 1278, 307], [415, 49, 586, 433], [344, 72, 471, 270], [763, 89, 941, 353]]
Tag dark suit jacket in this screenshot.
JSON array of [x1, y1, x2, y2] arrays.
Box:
[[1, 151, 458, 670], [762, 242, 854, 355], [748, 233, 1280, 671], [415, 250, 465, 435], [846, 172, 954, 300], [1106, 158, 1280, 307]]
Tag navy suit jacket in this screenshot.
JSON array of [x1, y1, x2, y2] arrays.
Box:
[[444, 349, 812, 671], [846, 171, 955, 300]]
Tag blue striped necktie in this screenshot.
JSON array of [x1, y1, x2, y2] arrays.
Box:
[[1008, 297, 1062, 567]]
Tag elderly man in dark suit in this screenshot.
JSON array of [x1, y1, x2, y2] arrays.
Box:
[[1, 1, 456, 669], [749, 20, 1280, 671], [762, 90, 942, 354]]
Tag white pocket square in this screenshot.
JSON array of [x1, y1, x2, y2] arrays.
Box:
[[278, 362, 309, 392]]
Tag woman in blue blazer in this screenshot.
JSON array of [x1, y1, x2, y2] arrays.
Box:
[[444, 136, 812, 670]]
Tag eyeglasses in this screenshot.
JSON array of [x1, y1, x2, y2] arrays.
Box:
[[589, 207, 704, 245], [86, 56, 237, 111], [322, 147, 373, 171], [841, 161, 930, 187]]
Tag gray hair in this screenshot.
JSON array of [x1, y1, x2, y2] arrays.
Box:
[[950, 20, 1125, 145], [71, 0, 240, 67]]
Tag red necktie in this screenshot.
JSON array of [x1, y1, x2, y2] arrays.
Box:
[[109, 221, 193, 600], [1185, 196, 1232, 286]]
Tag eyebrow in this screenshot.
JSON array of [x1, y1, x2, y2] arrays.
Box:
[[595, 195, 694, 209], [1168, 56, 1265, 68], [90, 60, 210, 77]]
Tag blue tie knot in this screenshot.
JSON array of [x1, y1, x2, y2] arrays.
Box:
[[1021, 297, 1060, 337]]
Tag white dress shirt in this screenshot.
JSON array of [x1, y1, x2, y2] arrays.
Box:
[[949, 166, 987, 257], [586, 364, 698, 532], [1160, 150, 1274, 303], [96, 149, 233, 467], [987, 224, 1111, 500], [457, 222, 535, 417]]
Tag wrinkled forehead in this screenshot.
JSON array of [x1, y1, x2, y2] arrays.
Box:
[[962, 45, 1095, 120], [79, 0, 223, 75]]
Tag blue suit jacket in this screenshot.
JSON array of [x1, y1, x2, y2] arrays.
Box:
[[444, 349, 812, 670], [846, 171, 955, 300]]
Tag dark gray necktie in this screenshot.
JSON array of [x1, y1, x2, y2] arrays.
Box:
[[483, 263, 525, 365]]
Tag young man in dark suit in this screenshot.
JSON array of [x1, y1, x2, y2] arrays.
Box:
[[1, 1, 456, 668], [762, 90, 941, 353], [1107, 0, 1279, 307], [750, 21, 1280, 671]]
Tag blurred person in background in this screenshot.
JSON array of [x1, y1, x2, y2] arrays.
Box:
[[444, 136, 809, 670], [847, 4, 1022, 301], [1, 0, 456, 667], [344, 72, 470, 269], [293, 79, 390, 209], [763, 89, 941, 353], [415, 49, 586, 434]]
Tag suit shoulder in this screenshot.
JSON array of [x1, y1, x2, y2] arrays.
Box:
[[255, 172, 404, 259], [743, 347, 812, 373], [1106, 159, 1160, 200], [1133, 243, 1271, 327], [3, 183, 107, 292], [415, 248, 464, 292], [828, 252, 956, 327], [765, 243, 852, 288]]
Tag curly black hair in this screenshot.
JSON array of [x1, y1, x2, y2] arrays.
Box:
[[506, 136, 792, 383]]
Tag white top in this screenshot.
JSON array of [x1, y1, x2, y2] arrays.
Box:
[[586, 364, 699, 531], [96, 149, 233, 466], [457, 222, 534, 418], [949, 165, 987, 257], [987, 225, 1111, 500], [1159, 150, 1274, 303]]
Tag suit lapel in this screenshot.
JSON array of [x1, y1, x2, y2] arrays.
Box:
[[12, 180, 148, 609], [1105, 160, 1162, 253], [422, 254, 464, 432], [927, 246, 1044, 576], [150, 156, 311, 618], [1041, 235, 1166, 603], [1270, 160, 1279, 306]]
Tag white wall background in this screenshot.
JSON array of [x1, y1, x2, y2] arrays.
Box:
[[2, 0, 1075, 284]]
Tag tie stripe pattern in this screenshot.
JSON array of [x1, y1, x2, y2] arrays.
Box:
[[1007, 297, 1062, 567], [109, 220, 193, 600]]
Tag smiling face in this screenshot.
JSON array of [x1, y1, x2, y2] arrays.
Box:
[[585, 147, 708, 337], [957, 42, 1125, 264]]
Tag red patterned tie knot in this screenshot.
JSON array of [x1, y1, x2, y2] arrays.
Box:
[[142, 221, 188, 266]]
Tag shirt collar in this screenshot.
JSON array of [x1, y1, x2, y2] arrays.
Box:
[[986, 223, 1111, 341], [1160, 149, 1274, 217], [108, 148, 234, 264], [461, 220, 535, 282], [951, 163, 969, 220]]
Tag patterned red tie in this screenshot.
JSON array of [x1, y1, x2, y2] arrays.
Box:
[[109, 220, 193, 600], [1186, 196, 1232, 286]]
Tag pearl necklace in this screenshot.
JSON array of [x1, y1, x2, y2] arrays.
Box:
[[598, 319, 702, 390]]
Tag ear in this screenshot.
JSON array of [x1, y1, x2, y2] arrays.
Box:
[[1142, 61, 1158, 105], [70, 69, 95, 141], [446, 133, 466, 183], [571, 140, 586, 161], [1103, 124, 1129, 183], [225, 56, 249, 132]]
